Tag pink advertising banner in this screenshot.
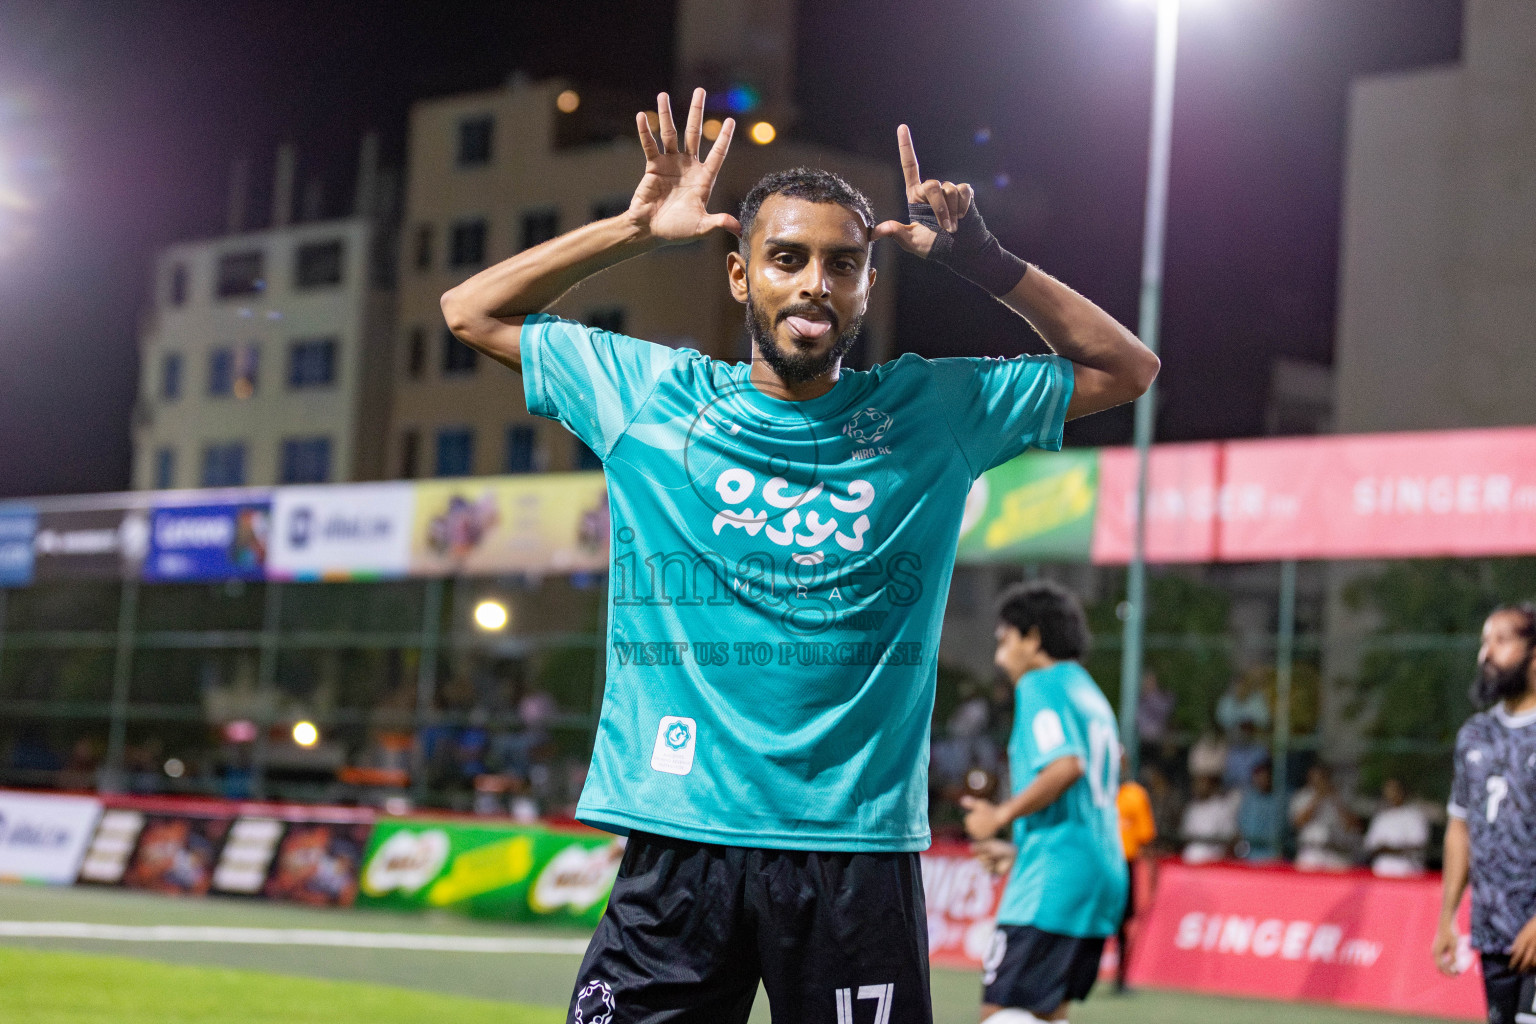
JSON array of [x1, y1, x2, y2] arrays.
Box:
[[1090, 427, 1536, 564], [1129, 861, 1481, 1020]]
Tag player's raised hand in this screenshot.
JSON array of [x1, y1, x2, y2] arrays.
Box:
[[630, 89, 740, 243], [872, 124, 974, 257]]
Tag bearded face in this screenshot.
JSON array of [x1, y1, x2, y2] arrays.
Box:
[[745, 291, 863, 386], [1471, 648, 1534, 709]]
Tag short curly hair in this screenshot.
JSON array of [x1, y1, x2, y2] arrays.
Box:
[[738, 167, 875, 258]]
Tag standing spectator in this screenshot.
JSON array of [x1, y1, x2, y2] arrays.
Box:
[[1137, 669, 1175, 750], [1364, 777, 1429, 877], [1142, 763, 1185, 856], [1223, 721, 1269, 792], [1116, 755, 1157, 993], [1236, 760, 1283, 861], [1291, 763, 1361, 871], [1217, 674, 1272, 735], [1434, 602, 1536, 1024], [1181, 774, 1239, 865]]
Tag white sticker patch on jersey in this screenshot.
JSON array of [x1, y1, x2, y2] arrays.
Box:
[[651, 716, 697, 776], [1033, 709, 1067, 755]]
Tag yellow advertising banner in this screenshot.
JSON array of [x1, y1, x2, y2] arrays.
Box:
[[409, 473, 609, 577]]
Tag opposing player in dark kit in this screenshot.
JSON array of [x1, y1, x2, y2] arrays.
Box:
[[442, 88, 1157, 1023], [1436, 603, 1536, 1024]]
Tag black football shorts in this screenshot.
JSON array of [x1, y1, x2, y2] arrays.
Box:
[[566, 830, 933, 1024]]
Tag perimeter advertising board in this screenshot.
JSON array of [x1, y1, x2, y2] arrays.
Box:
[[409, 473, 609, 577], [1128, 861, 1482, 1020], [32, 506, 149, 581], [268, 483, 415, 581], [357, 818, 623, 927], [0, 790, 102, 884], [143, 500, 271, 582], [0, 507, 36, 586], [956, 450, 1098, 564]]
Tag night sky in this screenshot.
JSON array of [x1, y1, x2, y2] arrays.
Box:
[[0, 0, 1462, 500]]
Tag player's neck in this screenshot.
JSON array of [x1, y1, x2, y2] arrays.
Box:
[[747, 355, 842, 403], [1503, 685, 1536, 717]]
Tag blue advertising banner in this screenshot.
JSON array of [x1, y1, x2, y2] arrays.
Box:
[[0, 507, 37, 586], [144, 501, 271, 583]]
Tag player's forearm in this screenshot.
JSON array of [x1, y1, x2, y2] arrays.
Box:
[[1000, 267, 1158, 391], [998, 756, 1084, 824], [1439, 818, 1470, 926], [442, 214, 658, 325]]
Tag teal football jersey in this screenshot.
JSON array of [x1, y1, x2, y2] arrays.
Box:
[[522, 313, 1073, 851], [996, 661, 1128, 935]]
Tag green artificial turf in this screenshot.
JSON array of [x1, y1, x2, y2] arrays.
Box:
[[0, 946, 564, 1024]]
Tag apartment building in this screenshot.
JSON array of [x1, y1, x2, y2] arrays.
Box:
[[133, 141, 396, 489]]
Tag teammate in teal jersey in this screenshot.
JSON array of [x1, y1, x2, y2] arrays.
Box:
[[963, 581, 1127, 1024], [443, 88, 1156, 1024]]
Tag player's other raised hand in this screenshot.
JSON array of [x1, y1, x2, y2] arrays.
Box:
[[630, 89, 740, 243], [872, 124, 974, 257]]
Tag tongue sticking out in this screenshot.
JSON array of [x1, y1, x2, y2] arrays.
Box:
[[785, 316, 832, 341]]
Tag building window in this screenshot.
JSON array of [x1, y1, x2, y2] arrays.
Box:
[[234, 343, 259, 399], [457, 115, 494, 167], [414, 224, 434, 271], [521, 209, 559, 251], [154, 448, 176, 490], [574, 438, 603, 471], [208, 347, 234, 396], [435, 428, 474, 477], [449, 219, 487, 268], [442, 327, 478, 375], [399, 429, 420, 478], [288, 338, 337, 388], [590, 197, 629, 222], [505, 425, 536, 473], [586, 307, 626, 335], [169, 263, 189, 307], [215, 250, 265, 298], [407, 328, 426, 378], [201, 443, 246, 487], [160, 352, 182, 402], [280, 436, 332, 484], [295, 240, 344, 288]]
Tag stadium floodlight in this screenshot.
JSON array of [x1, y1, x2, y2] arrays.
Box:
[[474, 599, 509, 631], [1118, 0, 1180, 776]]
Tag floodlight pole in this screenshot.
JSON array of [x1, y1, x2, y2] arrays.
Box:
[[1119, 0, 1180, 777]]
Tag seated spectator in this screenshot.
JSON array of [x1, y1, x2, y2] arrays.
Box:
[[1364, 777, 1429, 878], [1216, 674, 1272, 735], [1188, 729, 1228, 783], [1290, 763, 1361, 871], [1223, 721, 1268, 792], [1181, 773, 1239, 865], [1235, 760, 1283, 861]]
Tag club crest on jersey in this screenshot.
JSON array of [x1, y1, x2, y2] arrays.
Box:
[[574, 979, 615, 1024], [844, 408, 893, 459]]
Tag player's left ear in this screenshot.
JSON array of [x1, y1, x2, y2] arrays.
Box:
[[726, 251, 749, 304]]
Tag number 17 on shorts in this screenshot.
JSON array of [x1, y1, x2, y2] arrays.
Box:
[[835, 983, 894, 1024]]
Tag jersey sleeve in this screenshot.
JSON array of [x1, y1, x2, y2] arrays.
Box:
[[931, 354, 1075, 476], [519, 313, 683, 461], [1014, 682, 1089, 773], [1449, 725, 1471, 820]]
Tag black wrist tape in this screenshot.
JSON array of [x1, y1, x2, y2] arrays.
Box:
[[909, 201, 1028, 297]]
